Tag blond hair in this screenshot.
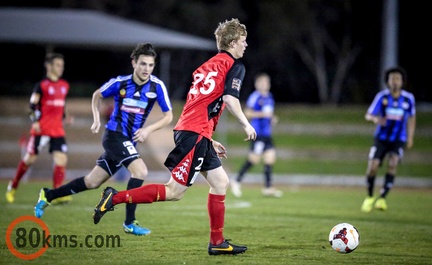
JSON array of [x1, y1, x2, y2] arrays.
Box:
[[214, 18, 247, 51]]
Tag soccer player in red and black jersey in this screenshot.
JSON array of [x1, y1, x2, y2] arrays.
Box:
[[93, 18, 256, 255], [6, 53, 73, 204]]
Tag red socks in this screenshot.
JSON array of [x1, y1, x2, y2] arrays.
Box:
[[112, 184, 166, 205], [208, 193, 225, 245], [11, 160, 29, 189], [53, 165, 66, 188], [12, 162, 65, 189], [111, 186, 226, 245]]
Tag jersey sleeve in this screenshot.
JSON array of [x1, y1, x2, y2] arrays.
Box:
[[407, 92, 416, 117], [100, 77, 121, 98], [223, 61, 245, 98], [246, 91, 259, 109], [32, 82, 42, 95], [156, 82, 172, 112], [367, 93, 384, 116]]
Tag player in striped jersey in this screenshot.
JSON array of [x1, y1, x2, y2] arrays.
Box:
[[361, 67, 416, 212], [230, 73, 282, 198], [93, 19, 256, 255], [35, 43, 173, 236]]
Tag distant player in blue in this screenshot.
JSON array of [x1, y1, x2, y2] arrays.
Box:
[[230, 73, 282, 198], [361, 67, 416, 212], [34, 43, 173, 235]]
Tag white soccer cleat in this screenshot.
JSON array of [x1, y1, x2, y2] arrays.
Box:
[[230, 179, 242, 198], [262, 187, 283, 198]]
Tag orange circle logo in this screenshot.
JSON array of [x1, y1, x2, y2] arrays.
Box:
[[5, 215, 50, 260]]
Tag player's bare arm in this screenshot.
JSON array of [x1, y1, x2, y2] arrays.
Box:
[[133, 110, 173, 143], [365, 113, 386, 126], [244, 107, 273, 119], [90, 89, 103, 134], [407, 115, 416, 149], [223, 94, 256, 141], [29, 92, 41, 133], [211, 139, 227, 159]]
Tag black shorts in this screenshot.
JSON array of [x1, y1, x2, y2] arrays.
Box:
[[27, 135, 67, 155], [368, 139, 405, 161], [249, 136, 274, 155], [164, 130, 221, 187], [96, 130, 140, 176]]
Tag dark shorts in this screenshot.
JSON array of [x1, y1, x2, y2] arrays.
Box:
[[164, 130, 221, 187], [96, 130, 140, 176], [249, 136, 274, 155], [27, 135, 67, 155], [368, 139, 405, 161]]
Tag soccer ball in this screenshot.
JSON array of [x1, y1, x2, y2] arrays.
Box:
[[328, 223, 360, 253]]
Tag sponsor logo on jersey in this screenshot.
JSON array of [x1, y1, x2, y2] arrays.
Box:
[[120, 105, 144, 114], [145, 92, 157, 99], [123, 98, 148, 109], [48, 86, 55, 95], [46, 99, 65, 107], [386, 107, 404, 121], [120, 98, 148, 114]]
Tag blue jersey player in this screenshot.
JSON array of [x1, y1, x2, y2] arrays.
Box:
[[361, 67, 416, 212], [230, 73, 282, 198], [34, 43, 173, 236]]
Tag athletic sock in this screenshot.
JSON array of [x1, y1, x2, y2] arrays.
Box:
[[237, 160, 253, 182], [11, 160, 29, 189], [380, 173, 395, 198], [208, 193, 225, 246], [366, 175, 376, 197], [264, 164, 272, 188], [52, 165, 66, 188], [46, 176, 87, 202], [125, 178, 144, 225], [112, 184, 166, 205]]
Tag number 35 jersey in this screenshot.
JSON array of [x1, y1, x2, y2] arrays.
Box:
[[174, 51, 245, 139]]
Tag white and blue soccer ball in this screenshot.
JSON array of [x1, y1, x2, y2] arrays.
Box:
[[329, 223, 360, 253]]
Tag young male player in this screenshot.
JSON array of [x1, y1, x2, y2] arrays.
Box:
[[93, 18, 256, 255]]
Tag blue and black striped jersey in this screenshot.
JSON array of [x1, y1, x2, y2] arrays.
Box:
[[367, 89, 415, 142], [100, 74, 172, 142], [246, 91, 274, 137]]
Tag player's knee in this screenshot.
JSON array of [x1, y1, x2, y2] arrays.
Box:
[[212, 178, 229, 193], [368, 168, 378, 176], [127, 164, 148, 180], [222, 178, 229, 189], [166, 189, 185, 201], [84, 176, 102, 189]]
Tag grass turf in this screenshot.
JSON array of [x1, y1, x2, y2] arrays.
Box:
[[2, 180, 432, 265]]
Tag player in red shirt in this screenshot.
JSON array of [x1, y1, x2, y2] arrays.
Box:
[[93, 18, 256, 255], [6, 53, 73, 204]]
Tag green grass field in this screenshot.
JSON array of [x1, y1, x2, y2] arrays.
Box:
[[212, 104, 432, 178], [2, 180, 432, 265]]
